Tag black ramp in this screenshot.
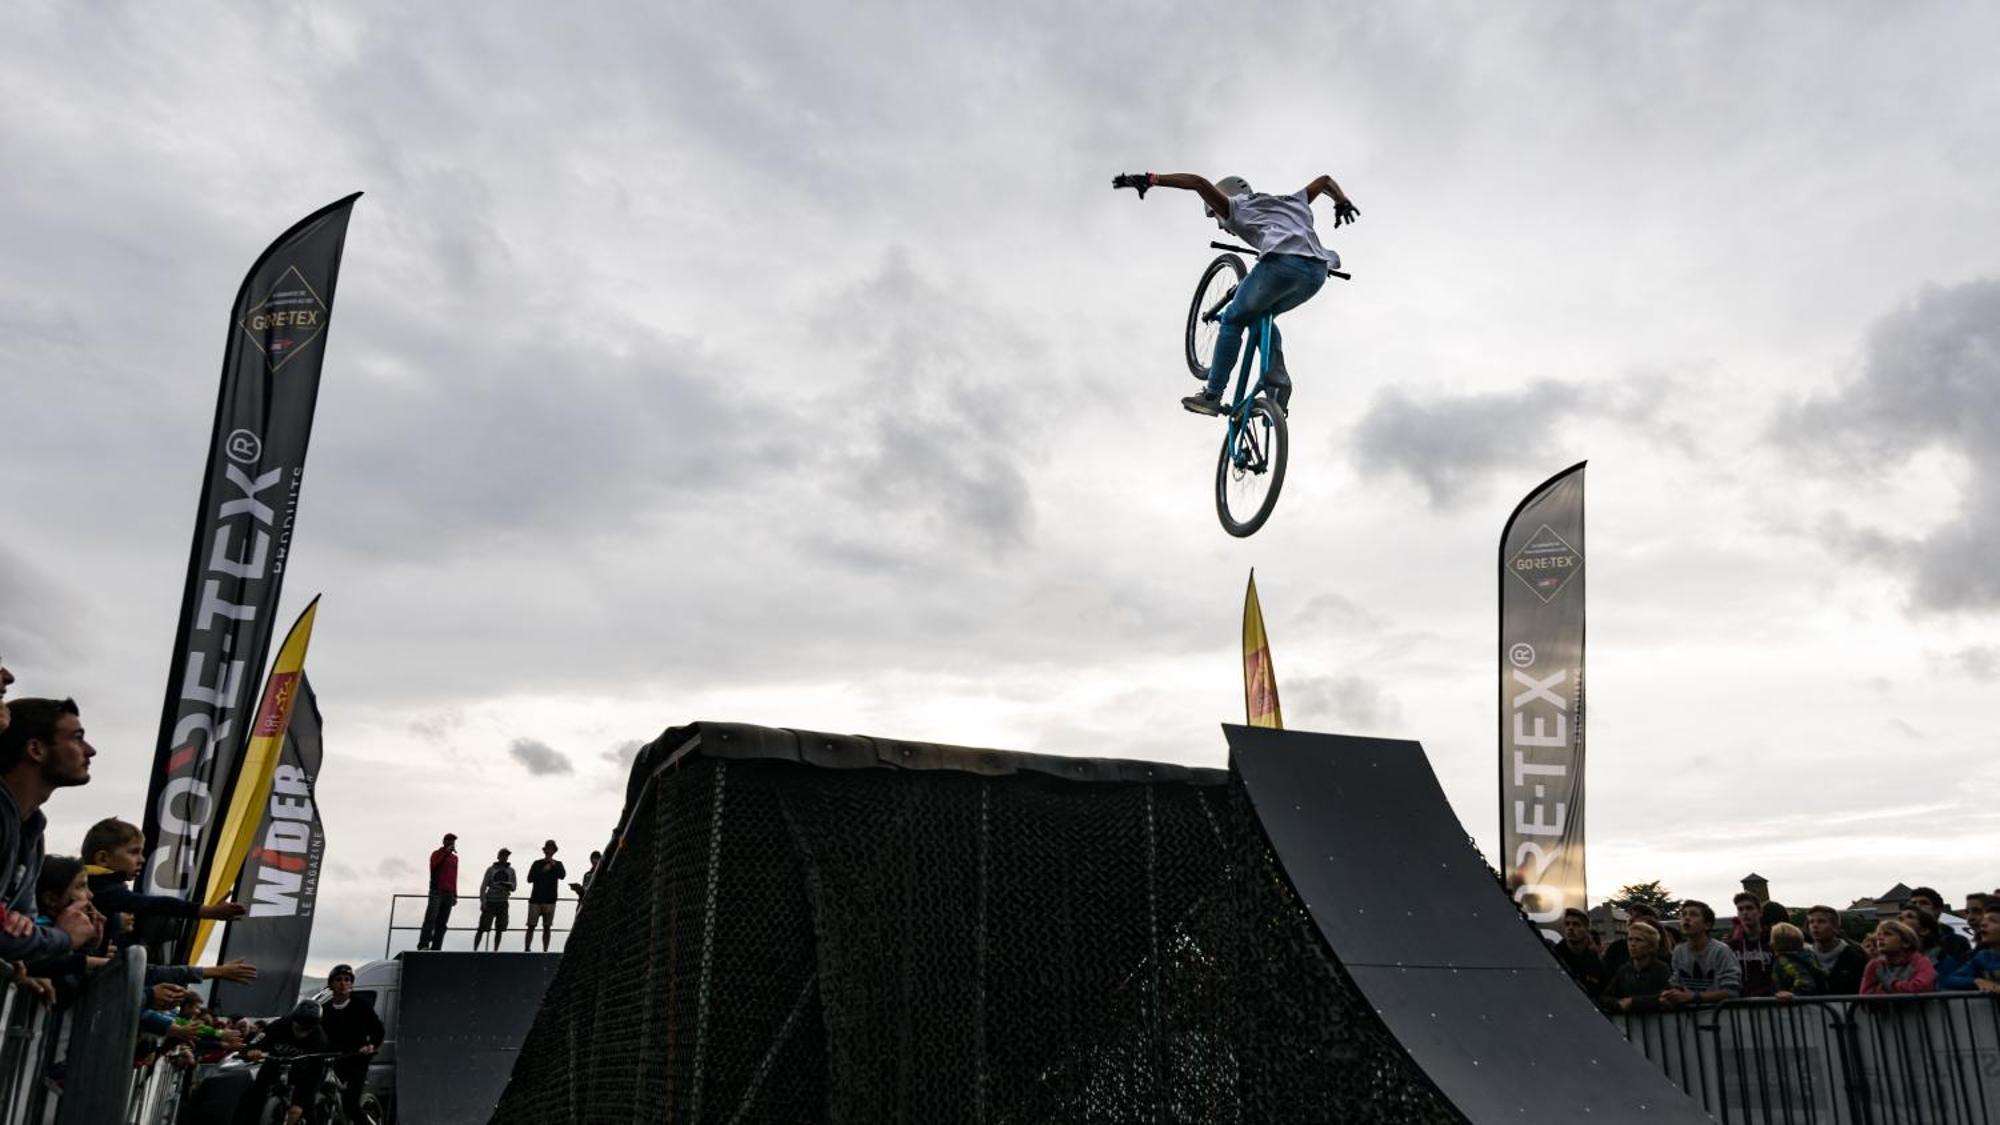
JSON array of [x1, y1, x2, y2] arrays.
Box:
[[397, 952, 562, 1125], [1228, 726, 1712, 1124]]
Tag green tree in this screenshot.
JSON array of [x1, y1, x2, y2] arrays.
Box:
[[1610, 881, 1680, 917]]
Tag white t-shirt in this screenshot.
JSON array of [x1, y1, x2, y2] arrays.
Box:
[[1220, 189, 1340, 270]]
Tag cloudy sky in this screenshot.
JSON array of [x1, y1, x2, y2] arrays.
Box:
[[4, 3, 1996, 972]]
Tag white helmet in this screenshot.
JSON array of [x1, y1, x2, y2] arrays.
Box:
[[1206, 175, 1252, 218]]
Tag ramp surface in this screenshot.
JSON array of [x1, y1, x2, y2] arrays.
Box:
[[397, 951, 562, 1125], [1228, 726, 1712, 1124]]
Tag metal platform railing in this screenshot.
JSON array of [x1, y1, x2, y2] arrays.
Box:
[[383, 892, 581, 957], [1612, 992, 2000, 1124]]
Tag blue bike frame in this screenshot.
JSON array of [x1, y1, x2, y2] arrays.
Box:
[[1221, 315, 1275, 468]]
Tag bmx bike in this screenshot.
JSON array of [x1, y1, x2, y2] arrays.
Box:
[[1184, 242, 1349, 537], [246, 1050, 384, 1125]]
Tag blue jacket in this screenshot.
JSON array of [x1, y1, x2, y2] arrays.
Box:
[[1940, 947, 2000, 991], [0, 782, 73, 962]]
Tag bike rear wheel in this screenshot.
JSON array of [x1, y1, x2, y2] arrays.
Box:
[[1185, 254, 1246, 380], [1214, 397, 1289, 537]]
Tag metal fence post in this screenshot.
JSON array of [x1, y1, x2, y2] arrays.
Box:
[[54, 946, 147, 1125]]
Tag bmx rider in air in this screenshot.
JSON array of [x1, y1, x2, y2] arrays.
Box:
[[1113, 171, 1359, 415]]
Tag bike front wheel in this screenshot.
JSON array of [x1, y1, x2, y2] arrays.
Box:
[[1185, 254, 1246, 380], [1214, 397, 1289, 537]]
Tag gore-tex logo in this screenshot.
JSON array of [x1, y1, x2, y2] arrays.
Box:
[[238, 265, 330, 371]]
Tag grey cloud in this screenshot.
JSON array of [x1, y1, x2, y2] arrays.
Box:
[[1777, 279, 2000, 613], [375, 857, 414, 879], [508, 737, 574, 776], [409, 710, 464, 744], [604, 740, 643, 769], [1287, 675, 1404, 734], [1957, 648, 1999, 682], [0, 548, 89, 674], [1349, 382, 1568, 509], [1349, 369, 1693, 507]]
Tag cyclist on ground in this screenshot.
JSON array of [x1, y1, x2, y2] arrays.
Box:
[[320, 963, 384, 1120], [237, 999, 332, 1124], [1113, 170, 1359, 415]]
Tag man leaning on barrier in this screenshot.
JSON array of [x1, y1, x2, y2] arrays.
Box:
[[0, 698, 102, 970]]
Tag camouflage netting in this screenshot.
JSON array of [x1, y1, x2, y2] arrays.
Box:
[[494, 723, 1463, 1124]]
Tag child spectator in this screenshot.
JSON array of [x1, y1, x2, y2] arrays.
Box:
[[1940, 909, 2000, 992], [1600, 921, 1671, 1013], [1804, 905, 1868, 994], [1899, 905, 1968, 981], [1860, 919, 1937, 994], [1727, 891, 1776, 997], [1603, 902, 1671, 977], [82, 818, 257, 988], [1769, 922, 1825, 999], [27, 856, 105, 1003], [1549, 906, 1609, 996], [1663, 900, 1742, 1007], [82, 817, 247, 946]]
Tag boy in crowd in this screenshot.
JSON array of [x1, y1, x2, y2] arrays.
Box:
[[1942, 909, 2000, 992], [82, 817, 259, 991], [1549, 907, 1609, 996], [81, 817, 248, 949], [1603, 902, 1670, 976], [1663, 900, 1742, 1007], [1804, 905, 1869, 994], [1727, 891, 1777, 997]]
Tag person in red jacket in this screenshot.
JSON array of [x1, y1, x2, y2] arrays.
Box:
[[1860, 919, 1937, 994], [417, 832, 458, 950]]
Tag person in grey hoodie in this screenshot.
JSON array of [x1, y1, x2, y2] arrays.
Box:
[[474, 848, 518, 951], [1663, 899, 1742, 1008], [0, 697, 102, 965]]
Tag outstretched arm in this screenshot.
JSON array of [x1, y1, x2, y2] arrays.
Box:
[[1304, 175, 1360, 227], [1111, 172, 1233, 218]]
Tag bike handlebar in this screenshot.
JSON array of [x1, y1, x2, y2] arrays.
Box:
[[1209, 241, 1350, 281]]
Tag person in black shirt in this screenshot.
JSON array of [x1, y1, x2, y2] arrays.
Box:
[[1601, 921, 1672, 1013], [1549, 907, 1609, 996], [320, 964, 384, 1120], [524, 840, 565, 952], [1805, 905, 1869, 993]]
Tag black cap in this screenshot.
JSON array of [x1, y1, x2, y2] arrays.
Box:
[[329, 964, 354, 980], [292, 999, 323, 1028]]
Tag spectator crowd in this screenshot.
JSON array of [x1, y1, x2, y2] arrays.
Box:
[[1547, 885, 2000, 1013], [0, 661, 393, 1120]]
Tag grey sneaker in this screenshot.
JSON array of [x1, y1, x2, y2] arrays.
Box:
[[1181, 392, 1226, 416]]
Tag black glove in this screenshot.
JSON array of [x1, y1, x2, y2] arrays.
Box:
[[1332, 198, 1360, 228], [1112, 172, 1153, 199]]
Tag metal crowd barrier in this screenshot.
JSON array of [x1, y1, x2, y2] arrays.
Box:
[[1612, 992, 2000, 1124], [0, 948, 195, 1125]]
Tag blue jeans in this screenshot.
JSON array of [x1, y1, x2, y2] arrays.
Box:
[[1205, 254, 1326, 399]]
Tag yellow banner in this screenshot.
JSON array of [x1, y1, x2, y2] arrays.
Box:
[[190, 596, 319, 963], [1242, 571, 1283, 729]]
